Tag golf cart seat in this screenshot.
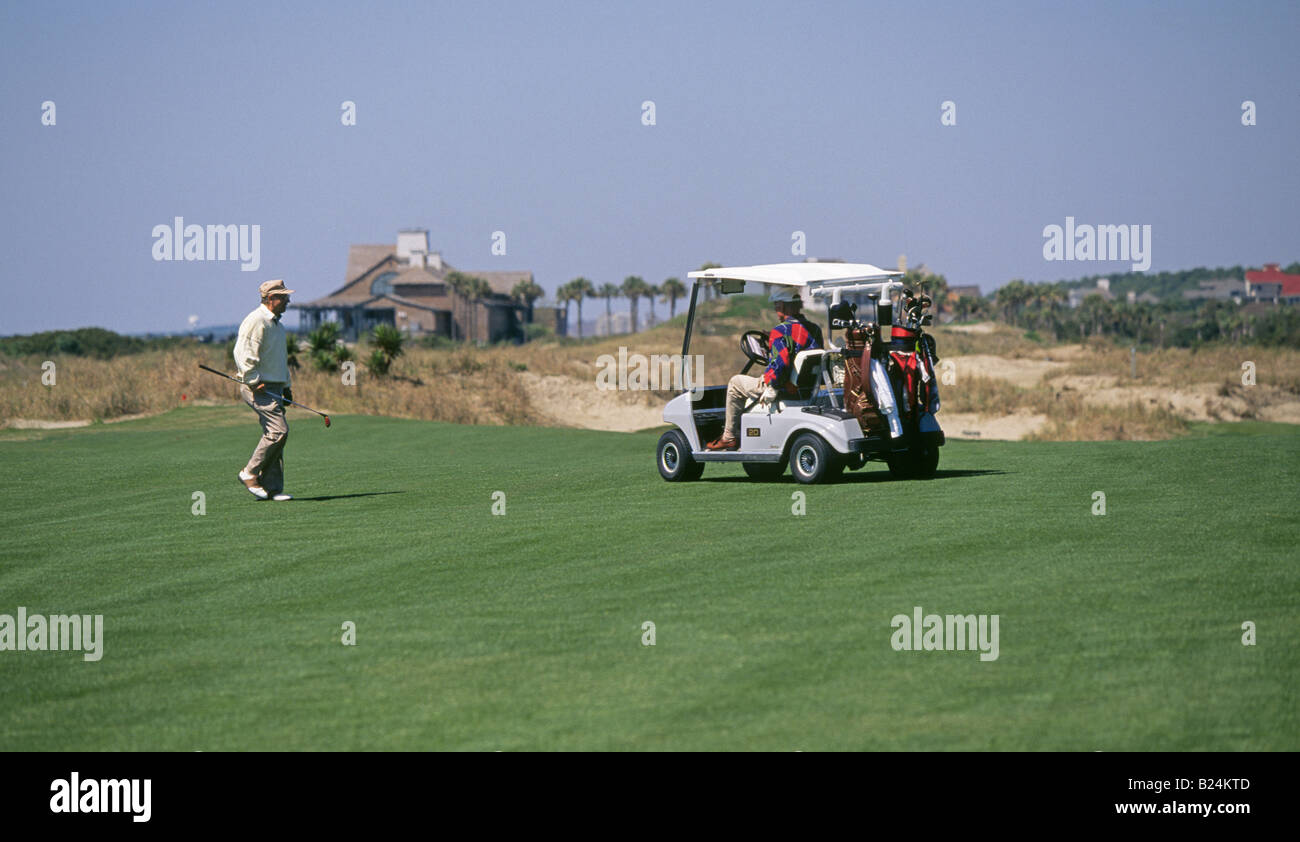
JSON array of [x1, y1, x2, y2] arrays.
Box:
[[792, 349, 829, 399]]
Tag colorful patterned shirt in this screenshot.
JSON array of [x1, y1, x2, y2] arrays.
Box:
[[763, 316, 822, 392]]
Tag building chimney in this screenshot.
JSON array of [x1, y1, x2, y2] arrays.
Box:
[[396, 229, 430, 264]]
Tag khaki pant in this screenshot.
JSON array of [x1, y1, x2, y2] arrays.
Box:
[[240, 383, 288, 493], [724, 374, 766, 439]]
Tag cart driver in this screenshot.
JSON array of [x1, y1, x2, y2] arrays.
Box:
[[706, 288, 823, 451]]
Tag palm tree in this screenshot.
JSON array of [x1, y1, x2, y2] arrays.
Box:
[[660, 278, 686, 319], [598, 283, 621, 335], [466, 275, 495, 344], [642, 283, 660, 328], [511, 279, 545, 323], [557, 281, 581, 337], [904, 269, 948, 321], [1079, 294, 1112, 339], [1041, 284, 1068, 340], [928, 273, 950, 321], [566, 277, 595, 338], [995, 279, 1032, 326], [445, 270, 472, 342], [622, 276, 648, 332]]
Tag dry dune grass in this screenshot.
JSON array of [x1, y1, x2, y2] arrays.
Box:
[[2, 315, 1296, 441], [938, 374, 1191, 441], [0, 346, 541, 428]]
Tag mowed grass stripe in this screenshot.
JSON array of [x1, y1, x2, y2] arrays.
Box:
[[0, 408, 1295, 750]]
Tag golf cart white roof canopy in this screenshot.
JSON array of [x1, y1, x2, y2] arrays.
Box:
[[688, 262, 901, 287]]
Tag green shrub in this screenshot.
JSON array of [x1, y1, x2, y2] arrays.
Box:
[[311, 349, 339, 372], [364, 348, 392, 377]]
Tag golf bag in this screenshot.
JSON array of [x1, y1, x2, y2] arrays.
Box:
[[885, 326, 940, 426], [840, 323, 901, 439]]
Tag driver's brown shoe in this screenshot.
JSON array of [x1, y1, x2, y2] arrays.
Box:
[[706, 434, 739, 451]]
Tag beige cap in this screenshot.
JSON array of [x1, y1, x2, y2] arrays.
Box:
[[259, 279, 295, 298]]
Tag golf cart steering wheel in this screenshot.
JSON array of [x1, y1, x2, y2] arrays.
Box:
[[740, 330, 770, 367]]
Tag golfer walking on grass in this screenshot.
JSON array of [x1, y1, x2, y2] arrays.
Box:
[[234, 279, 295, 501]]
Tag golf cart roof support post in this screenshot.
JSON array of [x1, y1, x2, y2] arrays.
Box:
[[681, 278, 702, 360]]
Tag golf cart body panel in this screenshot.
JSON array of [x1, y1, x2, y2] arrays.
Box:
[[660, 262, 945, 482]]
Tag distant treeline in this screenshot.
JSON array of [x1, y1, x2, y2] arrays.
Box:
[[1048, 262, 1300, 300], [0, 327, 199, 359], [981, 294, 1300, 348], [924, 262, 1300, 349]]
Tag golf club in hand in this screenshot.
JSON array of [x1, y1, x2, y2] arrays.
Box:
[[197, 363, 331, 427]]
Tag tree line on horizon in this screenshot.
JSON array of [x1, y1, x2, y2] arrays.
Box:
[[5, 261, 1297, 355], [905, 261, 1300, 349]]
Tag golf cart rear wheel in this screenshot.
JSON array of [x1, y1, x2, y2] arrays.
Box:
[[789, 433, 834, 484], [887, 441, 940, 480], [912, 440, 940, 478], [742, 461, 785, 481], [657, 430, 704, 481]]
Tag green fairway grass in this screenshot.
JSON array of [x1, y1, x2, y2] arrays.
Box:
[[1, 407, 1296, 750]]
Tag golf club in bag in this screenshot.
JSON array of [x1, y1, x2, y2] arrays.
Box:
[[197, 363, 331, 427]]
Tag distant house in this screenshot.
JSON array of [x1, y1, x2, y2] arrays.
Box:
[[1182, 278, 1245, 303], [294, 229, 537, 342], [1245, 263, 1300, 304], [947, 284, 981, 300], [530, 302, 567, 338], [1068, 278, 1115, 308], [594, 311, 633, 336], [1126, 290, 1161, 305]]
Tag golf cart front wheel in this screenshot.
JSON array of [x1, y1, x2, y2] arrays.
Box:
[[657, 430, 704, 482], [789, 433, 835, 484]]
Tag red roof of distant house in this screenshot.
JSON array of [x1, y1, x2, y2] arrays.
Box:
[[1246, 263, 1300, 296]]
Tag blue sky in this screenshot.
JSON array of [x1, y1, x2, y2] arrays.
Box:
[[1, 0, 1296, 334]]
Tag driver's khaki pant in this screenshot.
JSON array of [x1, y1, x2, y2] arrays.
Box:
[[724, 374, 765, 439]]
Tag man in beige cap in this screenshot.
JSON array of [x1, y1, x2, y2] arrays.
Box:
[[234, 279, 295, 501]]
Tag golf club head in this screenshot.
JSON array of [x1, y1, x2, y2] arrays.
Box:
[[324, 416, 331, 428]]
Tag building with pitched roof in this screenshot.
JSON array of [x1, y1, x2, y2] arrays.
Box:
[[1245, 263, 1300, 304], [293, 229, 537, 342]]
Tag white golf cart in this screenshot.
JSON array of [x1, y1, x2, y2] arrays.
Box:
[[656, 262, 945, 483]]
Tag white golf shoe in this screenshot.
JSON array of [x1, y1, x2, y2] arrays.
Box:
[[238, 470, 269, 500]]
